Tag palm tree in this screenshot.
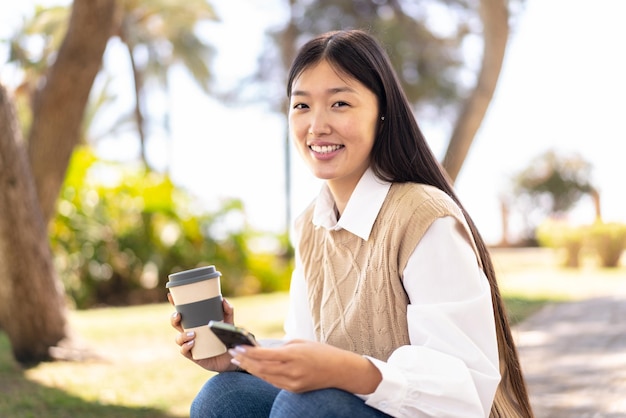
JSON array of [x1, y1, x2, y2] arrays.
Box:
[[115, 0, 218, 170], [8, 0, 219, 171], [6, 6, 69, 134], [1, 0, 117, 364], [0, 0, 218, 364]]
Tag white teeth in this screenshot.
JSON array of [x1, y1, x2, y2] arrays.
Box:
[[310, 144, 343, 153]]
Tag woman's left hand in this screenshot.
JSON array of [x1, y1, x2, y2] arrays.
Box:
[[229, 339, 382, 394]]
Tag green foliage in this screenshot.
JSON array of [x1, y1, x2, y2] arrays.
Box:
[[50, 146, 291, 308], [7, 6, 69, 77], [503, 295, 555, 326], [511, 150, 597, 244], [536, 220, 585, 268], [5, 6, 70, 136], [117, 0, 218, 93], [513, 150, 594, 215], [587, 221, 626, 268], [297, 0, 466, 103], [536, 219, 626, 268], [257, 0, 475, 115]]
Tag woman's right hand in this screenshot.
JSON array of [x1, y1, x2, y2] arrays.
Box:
[[169, 294, 238, 372]]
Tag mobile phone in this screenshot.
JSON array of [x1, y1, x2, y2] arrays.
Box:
[[208, 320, 259, 348]]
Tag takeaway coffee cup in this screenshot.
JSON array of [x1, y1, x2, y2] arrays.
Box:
[[167, 265, 227, 359]]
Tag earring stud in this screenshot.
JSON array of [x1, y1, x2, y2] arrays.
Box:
[[380, 116, 385, 121]]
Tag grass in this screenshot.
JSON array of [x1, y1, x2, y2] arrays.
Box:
[[1, 248, 624, 417], [0, 292, 290, 418]]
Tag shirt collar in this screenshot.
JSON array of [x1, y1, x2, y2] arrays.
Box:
[[312, 167, 391, 241]]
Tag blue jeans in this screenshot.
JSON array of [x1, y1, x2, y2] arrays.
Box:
[[190, 372, 393, 417]]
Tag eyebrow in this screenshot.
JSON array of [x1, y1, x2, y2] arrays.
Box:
[[291, 86, 357, 97]]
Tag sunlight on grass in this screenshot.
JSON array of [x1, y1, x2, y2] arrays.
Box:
[[493, 248, 626, 301], [493, 247, 626, 323], [2, 249, 624, 417], [21, 293, 290, 417]]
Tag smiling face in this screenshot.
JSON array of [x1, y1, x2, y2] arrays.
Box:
[[289, 60, 380, 196]]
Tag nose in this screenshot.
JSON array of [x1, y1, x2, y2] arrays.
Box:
[[308, 110, 331, 137]]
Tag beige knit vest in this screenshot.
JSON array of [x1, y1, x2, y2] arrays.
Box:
[[296, 182, 479, 361], [297, 182, 527, 417]]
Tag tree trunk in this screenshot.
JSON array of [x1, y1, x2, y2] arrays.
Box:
[[499, 196, 510, 247], [591, 188, 602, 221], [122, 36, 149, 169], [442, 0, 509, 182], [0, 85, 68, 363], [0, 0, 116, 364], [28, 0, 118, 224]]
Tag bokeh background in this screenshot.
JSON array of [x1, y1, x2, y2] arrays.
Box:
[[3, 0, 624, 246], [1, 1, 625, 417]]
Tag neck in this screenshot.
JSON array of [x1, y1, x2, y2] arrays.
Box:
[[327, 182, 351, 217], [327, 175, 361, 217], [326, 165, 370, 217]]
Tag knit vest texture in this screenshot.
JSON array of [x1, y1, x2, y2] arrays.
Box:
[[296, 182, 478, 361], [296, 181, 528, 417]]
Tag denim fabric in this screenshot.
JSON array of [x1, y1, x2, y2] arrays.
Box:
[[190, 372, 392, 418], [191, 372, 279, 417], [270, 386, 393, 417]]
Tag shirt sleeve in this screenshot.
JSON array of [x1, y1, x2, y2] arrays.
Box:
[[358, 216, 501, 417], [283, 244, 316, 341], [284, 216, 501, 417]]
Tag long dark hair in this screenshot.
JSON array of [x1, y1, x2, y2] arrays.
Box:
[[287, 29, 534, 417]]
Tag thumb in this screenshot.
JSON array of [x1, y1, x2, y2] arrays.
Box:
[[223, 298, 235, 324]]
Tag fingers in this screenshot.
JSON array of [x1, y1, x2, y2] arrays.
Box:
[[283, 338, 305, 346], [170, 311, 184, 332], [228, 346, 286, 369], [175, 330, 195, 358], [175, 330, 195, 346], [233, 345, 283, 361], [229, 346, 298, 388], [223, 298, 235, 324], [167, 293, 185, 332]]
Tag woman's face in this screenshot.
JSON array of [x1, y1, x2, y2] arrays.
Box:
[[289, 60, 379, 192]]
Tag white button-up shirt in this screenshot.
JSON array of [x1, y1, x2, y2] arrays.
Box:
[[284, 168, 501, 417]]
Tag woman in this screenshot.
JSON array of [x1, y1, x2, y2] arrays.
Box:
[[171, 29, 534, 418]]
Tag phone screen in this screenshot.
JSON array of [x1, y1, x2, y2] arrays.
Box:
[[209, 321, 258, 349]]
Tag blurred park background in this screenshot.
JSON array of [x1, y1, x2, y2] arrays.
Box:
[[1, 0, 625, 416]]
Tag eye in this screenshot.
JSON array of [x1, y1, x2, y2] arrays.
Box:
[[332, 101, 349, 108], [292, 103, 309, 110]]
